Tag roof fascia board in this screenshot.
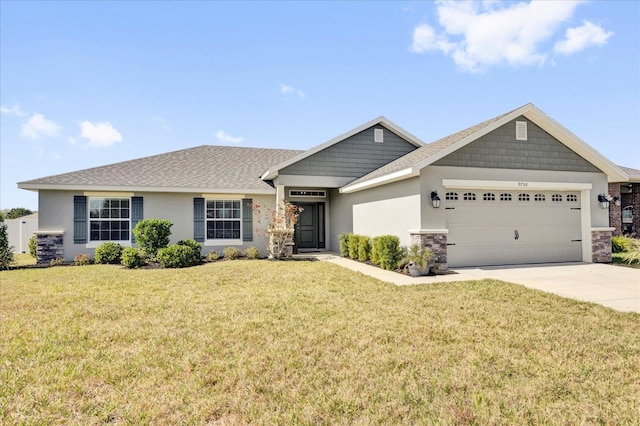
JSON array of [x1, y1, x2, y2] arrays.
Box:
[[521, 108, 628, 182], [262, 116, 425, 180], [17, 183, 277, 195], [339, 168, 417, 193]]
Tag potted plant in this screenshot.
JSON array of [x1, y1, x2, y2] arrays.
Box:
[[403, 244, 433, 277]]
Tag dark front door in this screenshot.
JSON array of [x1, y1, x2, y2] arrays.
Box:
[[294, 202, 325, 250]]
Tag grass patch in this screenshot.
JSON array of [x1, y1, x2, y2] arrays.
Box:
[[2, 261, 639, 424], [12, 253, 36, 267]]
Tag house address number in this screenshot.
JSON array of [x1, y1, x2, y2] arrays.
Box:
[[518, 182, 528, 187]]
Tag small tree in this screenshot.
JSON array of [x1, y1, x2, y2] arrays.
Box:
[[132, 219, 172, 257], [253, 200, 303, 259], [0, 217, 15, 270]]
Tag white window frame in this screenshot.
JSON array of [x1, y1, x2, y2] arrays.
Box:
[[289, 190, 326, 198], [374, 128, 384, 143], [87, 197, 132, 247], [204, 199, 243, 246]]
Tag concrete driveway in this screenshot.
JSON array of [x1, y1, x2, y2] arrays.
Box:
[[320, 254, 640, 313]]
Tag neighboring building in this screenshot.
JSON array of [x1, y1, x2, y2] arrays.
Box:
[[608, 166, 640, 236], [4, 213, 38, 254], [18, 104, 631, 268]]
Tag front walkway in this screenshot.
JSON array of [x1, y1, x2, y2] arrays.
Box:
[[302, 253, 640, 314]]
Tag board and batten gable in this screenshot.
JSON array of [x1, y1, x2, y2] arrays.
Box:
[[433, 117, 603, 173], [279, 125, 418, 179]]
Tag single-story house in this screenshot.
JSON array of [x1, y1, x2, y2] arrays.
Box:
[[18, 103, 635, 268]]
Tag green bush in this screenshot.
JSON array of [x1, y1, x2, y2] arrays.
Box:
[[29, 235, 37, 258], [245, 246, 260, 259], [371, 235, 402, 271], [133, 219, 172, 257], [611, 235, 634, 253], [357, 235, 371, 262], [347, 234, 360, 259], [95, 242, 124, 264], [121, 247, 147, 269], [0, 220, 14, 270], [74, 253, 92, 266], [206, 249, 220, 261], [339, 233, 351, 257], [49, 257, 64, 267], [621, 239, 640, 265], [223, 246, 242, 260], [177, 239, 203, 265], [157, 244, 199, 268]]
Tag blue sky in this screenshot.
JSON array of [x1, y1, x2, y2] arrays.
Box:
[[1, 0, 638, 210]]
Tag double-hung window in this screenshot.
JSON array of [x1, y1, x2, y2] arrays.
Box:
[[89, 198, 131, 241], [206, 200, 241, 240]]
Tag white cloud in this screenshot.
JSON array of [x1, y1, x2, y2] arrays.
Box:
[[79, 121, 123, 147], [411, 0, 611, 73], [0, 104, 28, 117], [216, 130, 244, 144], [280, 84, 305, 98], [21, 113, 61, 139], [554, 21, 613, 55]]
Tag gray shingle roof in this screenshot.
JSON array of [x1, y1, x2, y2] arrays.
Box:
[[19, 145, 304, 192]]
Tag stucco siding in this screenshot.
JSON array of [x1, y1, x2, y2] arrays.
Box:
[[37, 190, 275, 261], [280, 125, 417, 179], [434, 117, 602, 173], [329, 178, 421, 250]]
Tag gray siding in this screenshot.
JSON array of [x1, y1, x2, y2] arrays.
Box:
[[280, 125, 418, 178], [434, 117, 602, 173]]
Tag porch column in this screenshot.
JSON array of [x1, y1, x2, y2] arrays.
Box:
[[633, 184, 640, 235], [276, 185, 285, 211], [608, 182, 622, 236]]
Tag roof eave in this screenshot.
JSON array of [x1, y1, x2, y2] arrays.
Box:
[[17, 183, 278, 195], [339, 168, 417, 193]]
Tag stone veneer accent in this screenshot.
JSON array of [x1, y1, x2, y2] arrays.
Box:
[[591, 229, 613, 263], [409, 231, 448, 271], [632, 183, 640, 235], [608, 182, 622, 236], [36, 233, 64, 265]]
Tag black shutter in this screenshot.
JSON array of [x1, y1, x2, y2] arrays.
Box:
[[131, 197, 144, 242], [73, 195, 87, 244], [242, 198, 253, 242], [194, 198, 205, 242]]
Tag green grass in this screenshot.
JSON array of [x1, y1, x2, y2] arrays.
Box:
[[12, 253, 36, 267], [1, 261, 639, 424]]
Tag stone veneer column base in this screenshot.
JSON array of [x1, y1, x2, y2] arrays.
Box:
[[591, 228, 614, 263], [409, 230, 448, 271], [35, 232, 64, 265]]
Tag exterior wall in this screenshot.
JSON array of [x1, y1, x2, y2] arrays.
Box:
[[608, 182, 622, 236], [37, 190, 276, 261], [434, 116, 601, 173], [329, 177, 421, 251], [280, 125, 417, 179], [591, 229, 613, 263]]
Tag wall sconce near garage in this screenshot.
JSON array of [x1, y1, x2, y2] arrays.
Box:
[[431, 191, 441, 208], [597, 194, 620, 209]]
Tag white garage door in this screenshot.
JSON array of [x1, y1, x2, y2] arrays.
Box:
[[446, 190, 582, 267]]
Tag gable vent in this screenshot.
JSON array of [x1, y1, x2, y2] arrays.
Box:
[[374, 128, 384, 143], [515, 121, 527, 141]]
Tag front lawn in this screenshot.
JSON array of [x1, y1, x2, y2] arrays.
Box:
[[1, 261, 639, 424]]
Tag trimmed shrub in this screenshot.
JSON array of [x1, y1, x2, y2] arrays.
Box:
[[357, 235, 371, 262], [121, 247, 147, 269], [347, 234, 360, 259], [621, 239, 640, 265], [371, 235, 402, 270], [157, 244, 199, 268], [245, 246, 260, 259], [133, 219, 172, 257], [177, 239, 203, 265], [206, 249, 220, 261], [49, 257, 64, 267], [223, 246, 242, 260], [612, 235, 634, 253], [0, 219, 15, 270], [95, 242, 124, 264], [74, 253, 91, 266], [339, 233, 351, 257], [29, 235, 37, 258]]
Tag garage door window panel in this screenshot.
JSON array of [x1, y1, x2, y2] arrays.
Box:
[[500, 193, 512, 201], [445, 192, 459, 201]]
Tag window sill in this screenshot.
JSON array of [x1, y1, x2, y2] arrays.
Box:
[[204, 239, 243, 247], [86, 241, 132, 249]]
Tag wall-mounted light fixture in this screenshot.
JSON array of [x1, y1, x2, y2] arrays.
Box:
[[612, 196, 621, 207], [597, 194, 610, 209], [431, 191, 441, 208]]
